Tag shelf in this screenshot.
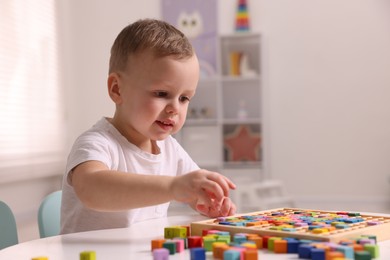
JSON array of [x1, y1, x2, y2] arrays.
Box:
[[220, 32, 261, 39], [220, 33, 261, 77], [222, 118, 261, 125], [221, 75, 260, 82], [223, 161, 262, 169], [185, 117, 262, 126], [178, 33, 262, 178], [184, 118, 219, 126]]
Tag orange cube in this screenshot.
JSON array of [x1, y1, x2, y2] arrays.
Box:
[[274, 239, 287, 253], [327, 251, 345, 260], [212, 242, 229, 259], [151, 239, 166, 250], [243, 249, 258, 260], [352, 244, 364, 251], [248, 236, 263, 249]]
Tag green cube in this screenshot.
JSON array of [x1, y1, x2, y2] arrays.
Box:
[[162, 241, 176, 255], [364, 244, 379, 259]]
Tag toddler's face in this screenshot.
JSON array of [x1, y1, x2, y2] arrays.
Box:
[[114, 51, 199, 145]]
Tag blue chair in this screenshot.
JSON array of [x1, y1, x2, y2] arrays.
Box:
[[0, 201, 19, 249], [38, 190, 62, 238]]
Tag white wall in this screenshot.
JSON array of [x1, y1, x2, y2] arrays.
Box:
[[260, 0, 390, 212], [58, 0, 390, 212]]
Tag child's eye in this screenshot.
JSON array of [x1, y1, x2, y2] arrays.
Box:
[[179, 96, 190, 103], [155, 91, 168, 98]]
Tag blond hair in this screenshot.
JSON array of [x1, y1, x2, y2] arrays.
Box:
[[109, 19, 194, 74]]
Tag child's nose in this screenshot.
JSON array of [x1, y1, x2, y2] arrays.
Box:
[[165, 100, 179, 114]]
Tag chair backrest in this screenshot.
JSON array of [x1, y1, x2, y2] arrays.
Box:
[[0, 201, 19, 249], [38, 190, 62, 238]]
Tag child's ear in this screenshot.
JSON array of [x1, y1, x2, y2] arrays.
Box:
[[107, 73, 122, 104]]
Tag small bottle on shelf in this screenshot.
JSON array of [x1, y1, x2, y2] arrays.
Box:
[[237, 99, 248, 120]]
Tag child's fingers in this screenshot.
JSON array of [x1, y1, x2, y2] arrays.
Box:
[[200, 179, 225, 202], [226, 197, 236, 216], [222, 175, 236, 190], [205, 172, 235, 198], [198, 197, 236, 218], [196, 189, 217, 210], [195, 203, 209, 215], [219, 197, 230, 216], [228, 203, 236, 216], [219, 197, 236, 216]]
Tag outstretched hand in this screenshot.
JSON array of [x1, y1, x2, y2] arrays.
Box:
[[171, 169, 236, 217]]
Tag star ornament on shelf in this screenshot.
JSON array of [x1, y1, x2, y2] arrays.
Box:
[[224, 125, 261, 162]]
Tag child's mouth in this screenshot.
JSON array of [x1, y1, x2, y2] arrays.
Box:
[[156, 120, 174, 130]]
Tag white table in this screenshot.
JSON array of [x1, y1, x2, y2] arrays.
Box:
[[0, 213, 389, 259]]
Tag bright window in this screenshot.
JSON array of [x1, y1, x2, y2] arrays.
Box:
[[0, 0, 65, 181]]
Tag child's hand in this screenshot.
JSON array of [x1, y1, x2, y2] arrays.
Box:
[[196, 196, 236, 218], [171, 169, 236, 212]]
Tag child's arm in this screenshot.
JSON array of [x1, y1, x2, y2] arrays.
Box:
[[70, 160, 236, 212]]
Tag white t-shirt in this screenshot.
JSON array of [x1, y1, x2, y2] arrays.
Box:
[[60, 117, 199, 234]]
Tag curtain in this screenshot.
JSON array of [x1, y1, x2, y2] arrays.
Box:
[[0, 0, 65, 181]]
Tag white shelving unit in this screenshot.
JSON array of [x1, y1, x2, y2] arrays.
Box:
[[177, 33, 263, 184]]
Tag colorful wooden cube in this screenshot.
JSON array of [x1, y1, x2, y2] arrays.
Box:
[[188, 236, 203, 248], [151, 239, 166, 250], [274, 239, 287, 253], [80, 251, 96, 260], [190, 247, 205, 260], [162, 241, 176, 255], [152, 248, 169, 260]]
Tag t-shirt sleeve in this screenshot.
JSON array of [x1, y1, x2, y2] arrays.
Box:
[[65, 132, 113, 183]]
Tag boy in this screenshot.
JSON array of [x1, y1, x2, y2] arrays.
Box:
[[60, 19, 236, 234]]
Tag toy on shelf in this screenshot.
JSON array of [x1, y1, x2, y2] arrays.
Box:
[[224, 124, 261, 162], [239, 53, 257, 76], [229, 51, 256, 77], [237, 99, 248, 120], [229, 51, 241, 76], [235, 0, 250, 32], [187, 107, 213, 119]]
